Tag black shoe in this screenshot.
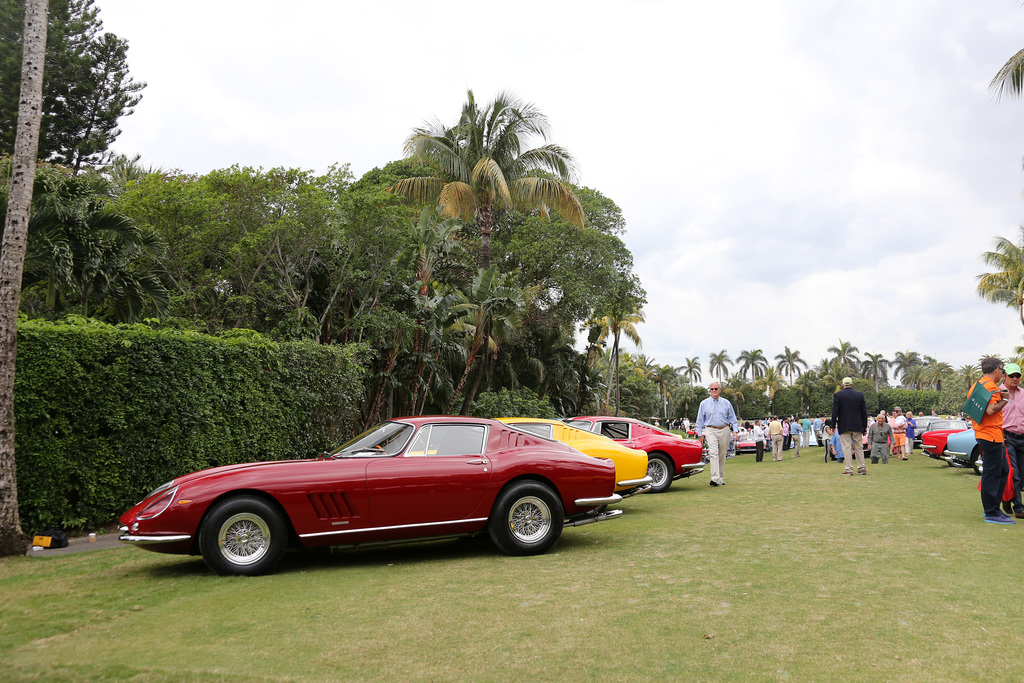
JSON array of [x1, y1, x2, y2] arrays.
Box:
[[1003, 500, 1014, 515], [710, 481, 720, 486]]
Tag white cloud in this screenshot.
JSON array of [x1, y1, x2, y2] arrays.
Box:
[[96, 0, 1024, 375]]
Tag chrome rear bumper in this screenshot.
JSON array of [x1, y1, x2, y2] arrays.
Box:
[[574, 493, 623, 507]]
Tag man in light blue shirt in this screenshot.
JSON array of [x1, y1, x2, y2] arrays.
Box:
[[696, 381, 739, 487]]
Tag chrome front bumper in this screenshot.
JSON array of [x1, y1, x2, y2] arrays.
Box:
[[118, 525, 191, 545], [617, 476, 653, 488]]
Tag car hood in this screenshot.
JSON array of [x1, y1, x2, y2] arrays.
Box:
[[171, 458, 318, 486]]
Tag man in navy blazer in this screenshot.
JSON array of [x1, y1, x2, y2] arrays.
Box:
[[832, 377, 868, 475]]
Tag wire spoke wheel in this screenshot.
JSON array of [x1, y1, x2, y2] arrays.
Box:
[[508, 496, 551, 543], [218, 512, 272, 565]]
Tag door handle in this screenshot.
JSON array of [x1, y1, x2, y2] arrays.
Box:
[[466, 458, 488, 465]]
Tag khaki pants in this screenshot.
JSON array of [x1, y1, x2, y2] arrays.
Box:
[[771, 434, 783, 460], [705, 426, 730, 484], [840, 432, 866, 472]]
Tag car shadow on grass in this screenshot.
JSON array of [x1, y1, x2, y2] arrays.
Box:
[[126, 522, 625, 577]]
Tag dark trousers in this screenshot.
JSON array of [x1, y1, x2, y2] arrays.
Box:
[[755, 440, 764, 462], [1006, 431, 1024, 512], [979, 438, 1008, 517], [783, 435, 791, 450]]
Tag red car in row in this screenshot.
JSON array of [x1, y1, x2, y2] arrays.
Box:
[[566, 416, 705, 493], [120, 417, 623, 575], [920, 419, 971, 462]]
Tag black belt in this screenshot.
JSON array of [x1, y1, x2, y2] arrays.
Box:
[[1007, 430, 1024, 438]]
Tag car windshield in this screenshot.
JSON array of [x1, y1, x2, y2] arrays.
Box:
[[564, 419, 595, 432], [330, 422, 414, 457], [928, 420, 968, 431]]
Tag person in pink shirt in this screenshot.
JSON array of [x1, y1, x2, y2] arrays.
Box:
[[1001, 362, 1024, 518]]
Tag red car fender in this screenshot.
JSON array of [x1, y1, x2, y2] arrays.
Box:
[[480, 428, 617, 517]]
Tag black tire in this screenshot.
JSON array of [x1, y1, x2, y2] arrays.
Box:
[[488, 481, 564, 556], [199, 495, 288, 576], [646, 453, 674, 493], [972, 446, 982, 476]]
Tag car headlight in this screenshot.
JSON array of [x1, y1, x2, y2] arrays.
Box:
[[137, 485, 178, 520]]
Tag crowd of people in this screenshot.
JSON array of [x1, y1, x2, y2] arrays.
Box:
[[683, 362, 1024, 527]]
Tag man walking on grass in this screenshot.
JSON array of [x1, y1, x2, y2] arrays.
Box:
[[832, 377, 868, 475], [973, 357, 1012, 524], [696, 381, 738, 487]]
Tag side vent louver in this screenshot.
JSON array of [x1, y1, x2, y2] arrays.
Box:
[[308, 492, 358, 520]]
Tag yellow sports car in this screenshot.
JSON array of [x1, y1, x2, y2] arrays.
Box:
[[498, 418, 652, 497]]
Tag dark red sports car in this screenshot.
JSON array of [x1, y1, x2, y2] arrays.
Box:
[[120, 417, 622, 575], [565, 416, 704, 493]]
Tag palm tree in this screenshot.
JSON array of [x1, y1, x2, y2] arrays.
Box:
[[756, 367, 785, 414], [976, 226, 1024, 330], [708, 349, 732, 381], [921, 359, 954, 392], [675, 382, 699, 421], [816, 358, 845, 394], [396, 206, 465, 297], [389, 90, 584, 268], [992, 44, 1024, 100], [956, 364, 981, 390], [590, 303, 644, 415], [721, 375, 747, 413], [903, 364, 926, 391], [827, 339, 860, 376], [655, 364, 680, 419], [1, 0, 48, 556], [737, 348, 768, 380], [775, 346, 808, 384], [860, 353, 890, 392], [794, 372, 817, 412], [892, 350, 923, 387], [681, 356, 701, 384], [446, 266, 526, 414]]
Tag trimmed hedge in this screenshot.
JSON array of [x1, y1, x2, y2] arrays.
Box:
[[14, 319, 370, 531]]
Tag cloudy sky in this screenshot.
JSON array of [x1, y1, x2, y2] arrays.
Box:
[[96, 0, 1024, 382]]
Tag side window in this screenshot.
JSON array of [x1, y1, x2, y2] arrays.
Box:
[[407, 426, 431, 456], [511, 423, 553, 439], [427, 425, 486, 456], [600, 422, 630, 440]]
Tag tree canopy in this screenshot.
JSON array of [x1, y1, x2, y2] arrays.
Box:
[[0, 0, 144, 171]]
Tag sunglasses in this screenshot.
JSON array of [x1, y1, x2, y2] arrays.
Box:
[[710, 387, 721, 391], [1010, 374, 1022, 379]]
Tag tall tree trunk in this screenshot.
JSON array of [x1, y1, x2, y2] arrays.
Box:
[[0, 0, 48, 557], [460, 363, 484, 416], [476, 203, 494, 269]]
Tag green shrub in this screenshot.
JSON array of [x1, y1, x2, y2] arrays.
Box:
[[14, 318, 370, 531], [469, 388, 556, 419]]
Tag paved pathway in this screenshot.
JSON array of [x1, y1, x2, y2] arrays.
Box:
[[25, 531, 122, 556]]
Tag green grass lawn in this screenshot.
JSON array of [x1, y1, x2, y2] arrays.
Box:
[[3, 448, 1023, 681]]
